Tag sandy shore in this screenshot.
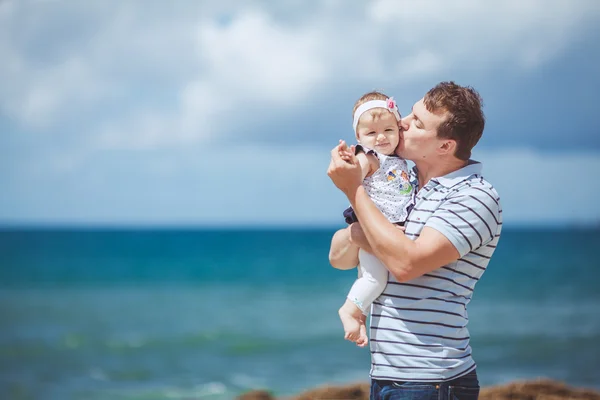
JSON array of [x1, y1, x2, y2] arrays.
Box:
[[237, 379, 600, 399]]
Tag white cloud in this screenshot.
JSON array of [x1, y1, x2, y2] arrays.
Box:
[[197, 11, 325, 103], [0, 0, 599, 232], [88, 8, 328, 150], [1, 0, 599, 153], [13, 57, 111, 128], [151, 10, 328, 149], [368, 0, 600, 70]]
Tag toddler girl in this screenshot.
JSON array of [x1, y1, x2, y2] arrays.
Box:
[[337, 91, 414, 347]]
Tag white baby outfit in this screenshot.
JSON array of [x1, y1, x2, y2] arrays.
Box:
[[347, 146, 414, 314]]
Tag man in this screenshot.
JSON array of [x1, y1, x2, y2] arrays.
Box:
[[327, 82, 502, 399]]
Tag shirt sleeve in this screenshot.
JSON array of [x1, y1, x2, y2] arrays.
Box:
[[425, 186, 501, 257], [355, 144, 376, 156]]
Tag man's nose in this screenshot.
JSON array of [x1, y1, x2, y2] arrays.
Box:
[[400, 116, 410, 131]]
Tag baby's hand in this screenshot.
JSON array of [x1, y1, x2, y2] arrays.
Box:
[[340, 150, 354, 161], [337, 140, 355, 162]]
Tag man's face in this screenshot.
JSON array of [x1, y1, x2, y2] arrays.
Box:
[[395, 98, 448, 161]]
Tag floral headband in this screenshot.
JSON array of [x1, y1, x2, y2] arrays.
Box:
[[352, 97, 401, 133]]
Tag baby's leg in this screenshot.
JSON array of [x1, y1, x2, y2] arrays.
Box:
[[348, 250, 389, 312], [338, 298, 366, 344], [340, 250, 388, 345], [356, 314, 368, 348]]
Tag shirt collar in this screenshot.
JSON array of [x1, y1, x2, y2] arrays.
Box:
[[412, 160, 483, 188]]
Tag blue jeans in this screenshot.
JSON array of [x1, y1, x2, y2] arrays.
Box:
[[370, 369, 480, 400]]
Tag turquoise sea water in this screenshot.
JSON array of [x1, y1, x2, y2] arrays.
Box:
[[0, 227, 599, 399]]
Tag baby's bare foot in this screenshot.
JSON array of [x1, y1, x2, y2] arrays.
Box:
[[338, 299, 364, 343], [356, 319, 368, 347]]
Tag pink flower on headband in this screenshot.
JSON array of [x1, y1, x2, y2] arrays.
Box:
[[387, 97, 397, 110]]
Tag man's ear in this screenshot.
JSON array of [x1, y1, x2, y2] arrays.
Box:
[[438, 139, 457, 156]]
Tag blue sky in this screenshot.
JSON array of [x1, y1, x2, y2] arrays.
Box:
[[1, 0, 599, 227]]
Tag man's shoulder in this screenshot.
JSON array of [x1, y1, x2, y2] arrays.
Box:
[[450, 175, 500, 200], [442, 175, 502, 220], [427, 174, 502, 253]]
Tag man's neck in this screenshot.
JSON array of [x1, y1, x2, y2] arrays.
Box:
[[415, 157, 469, 190]]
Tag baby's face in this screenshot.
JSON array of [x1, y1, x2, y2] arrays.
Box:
[[355, 110, 400, 155]]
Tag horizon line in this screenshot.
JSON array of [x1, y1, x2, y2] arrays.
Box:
[[0, 221, 598, 231]]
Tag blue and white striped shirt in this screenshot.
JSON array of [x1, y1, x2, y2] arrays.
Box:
[[370, 160, 502, 382]]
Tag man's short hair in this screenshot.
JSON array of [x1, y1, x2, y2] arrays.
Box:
[[424, 82, 485, 161]]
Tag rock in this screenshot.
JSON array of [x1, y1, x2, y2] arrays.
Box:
[[237, 379, 600, 400], [479, 379, 600, 399], [237, 389, 276, 400], [290, 382, 370, 400]]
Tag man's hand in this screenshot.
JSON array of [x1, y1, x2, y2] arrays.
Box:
[[327, 140, 363, 198], [348, 222, 369, 250], [349, 222, 405, 253]]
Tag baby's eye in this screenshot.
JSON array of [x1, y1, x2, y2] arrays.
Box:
[[367, 131, 376, 135]]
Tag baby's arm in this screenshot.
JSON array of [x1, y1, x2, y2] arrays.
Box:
[[355, 151, 379, 181], [338, 144, 380, 180]]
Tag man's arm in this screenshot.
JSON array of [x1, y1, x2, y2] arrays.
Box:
[[348, 187, 459, 281], [327, 142, 499, 281], [328, 226, 359, 270], [356, 152, 378, 180], [328, 222, 377, 270], [348, 185, 500, 281]]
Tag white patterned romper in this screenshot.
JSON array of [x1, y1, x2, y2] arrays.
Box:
[[346, 146, 414, 314]]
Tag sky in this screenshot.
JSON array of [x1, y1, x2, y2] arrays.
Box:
[[1, 0, 599, 227]]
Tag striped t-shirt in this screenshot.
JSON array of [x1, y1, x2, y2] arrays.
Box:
[[370, 160, 502, 382]]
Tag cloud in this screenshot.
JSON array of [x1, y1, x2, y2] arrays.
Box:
[[368, 0, 600, 70], [1, 0, 599, 152], [197, 11, 325, 103], [1, 1, 599, 225]]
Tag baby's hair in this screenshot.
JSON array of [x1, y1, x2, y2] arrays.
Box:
[[352, 91, 394, 127]]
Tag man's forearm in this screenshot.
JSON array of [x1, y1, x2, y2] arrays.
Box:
[[329, 226, 359, 270]]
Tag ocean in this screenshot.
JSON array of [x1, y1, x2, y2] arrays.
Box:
[[0, 227, 598, 399]]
